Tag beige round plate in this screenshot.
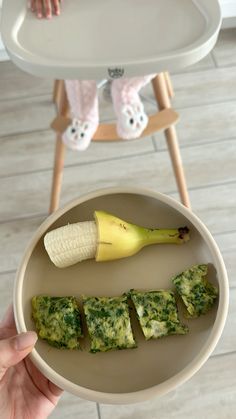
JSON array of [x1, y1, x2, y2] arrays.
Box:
[[14, 187, 228, 404]]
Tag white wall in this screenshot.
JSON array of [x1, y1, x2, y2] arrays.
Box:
[[220, 0, 236, 17], [220, 0, 236, 27]]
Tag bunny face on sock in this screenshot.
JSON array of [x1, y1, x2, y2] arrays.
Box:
[[62, 118, 95, 151], [118, 103, 148, 139]]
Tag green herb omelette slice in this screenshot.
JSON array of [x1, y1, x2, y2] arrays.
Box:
[[83, 295, 137, 353], [32, 296, 83, 349], [172, 264, 218, 318], [129, 289, 188, 339]]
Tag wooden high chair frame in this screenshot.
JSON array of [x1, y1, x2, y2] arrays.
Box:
[[50, 72, 191, 213]]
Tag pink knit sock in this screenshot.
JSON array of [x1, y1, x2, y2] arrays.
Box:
[[63, 80, 99, 151], [111, 74, 156, 139]]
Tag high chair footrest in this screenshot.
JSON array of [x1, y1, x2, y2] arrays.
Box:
[[51, 109, 179, 142]]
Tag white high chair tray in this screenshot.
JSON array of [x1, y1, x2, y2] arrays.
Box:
[[1, 0, 221, 80]]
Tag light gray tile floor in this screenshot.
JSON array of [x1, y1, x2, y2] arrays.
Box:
[[212, 28, 236, 67], [0, 28, 235, 419]]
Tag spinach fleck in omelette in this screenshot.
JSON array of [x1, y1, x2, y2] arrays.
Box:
[[32, 296, 83, 349], [129, 289, 188, 339], [172, 264, 218, 318], [83, 295, 137, 353]]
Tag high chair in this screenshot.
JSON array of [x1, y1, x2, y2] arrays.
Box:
[[1, 0, 222, 212]]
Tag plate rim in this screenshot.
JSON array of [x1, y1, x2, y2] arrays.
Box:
[[13, 186, 229, 404]]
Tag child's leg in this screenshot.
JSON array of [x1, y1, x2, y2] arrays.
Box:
[[63, 80, 99, 151], [111, 74, 156, 139]]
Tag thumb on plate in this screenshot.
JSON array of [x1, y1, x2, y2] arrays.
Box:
[[0, 332, 38, 380]]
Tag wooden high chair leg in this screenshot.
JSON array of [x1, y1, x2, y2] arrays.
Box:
[[152, 73, 191, 209], [49, 80, 69, 214], [53, 80, 61, 105], [164, 72, 174, 99]]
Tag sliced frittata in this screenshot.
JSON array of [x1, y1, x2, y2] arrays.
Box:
[[172, 264, 218, 318], [83, 295, 137, 353], [129, 289, 188, 340], [32, 296, 83, 349]]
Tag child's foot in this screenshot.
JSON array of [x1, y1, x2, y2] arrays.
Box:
[[64, 80, 99, 151], [30, 0, 61, 19], [116, 102, 148, 140], [62, 118, 98, 151]]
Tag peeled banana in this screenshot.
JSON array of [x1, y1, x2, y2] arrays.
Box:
[[44, 211, 190, 268]]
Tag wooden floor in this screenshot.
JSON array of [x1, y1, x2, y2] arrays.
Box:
[[0, 28, 236, 418]]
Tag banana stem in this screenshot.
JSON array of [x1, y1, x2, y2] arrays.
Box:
[[139, 226, 190, 247]]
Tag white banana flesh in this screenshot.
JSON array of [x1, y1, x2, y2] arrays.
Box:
[[44, 221, 97, 268]]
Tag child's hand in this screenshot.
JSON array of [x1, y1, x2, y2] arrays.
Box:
[[30, 0, 62, 19]]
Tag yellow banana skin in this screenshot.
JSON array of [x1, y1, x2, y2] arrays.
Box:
[[95, 211, 190, 262]]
